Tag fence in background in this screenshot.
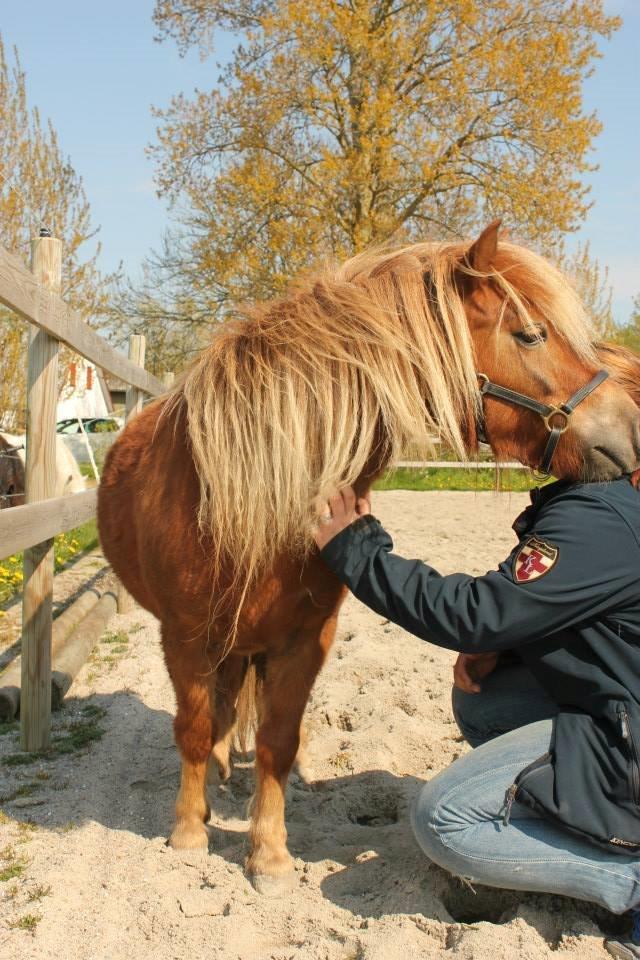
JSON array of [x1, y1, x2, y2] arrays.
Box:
[[395, 460, 526, 469]]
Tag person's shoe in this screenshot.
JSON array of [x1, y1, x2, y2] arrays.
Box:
[[605, 910, 640, 959]]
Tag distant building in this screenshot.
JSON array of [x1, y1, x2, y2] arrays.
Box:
[[103, 374, 127, 415], [57, 357, 112, 421]]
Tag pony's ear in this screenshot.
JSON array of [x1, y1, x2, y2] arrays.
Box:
[[465, 219, 501, 274]]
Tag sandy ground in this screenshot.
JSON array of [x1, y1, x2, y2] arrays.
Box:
[[0, 491, 623, 959]]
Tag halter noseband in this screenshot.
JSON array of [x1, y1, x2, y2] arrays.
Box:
[[476, 369, 609, 475]]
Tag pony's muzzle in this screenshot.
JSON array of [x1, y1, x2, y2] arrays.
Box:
[[576, 388, 640, 479]]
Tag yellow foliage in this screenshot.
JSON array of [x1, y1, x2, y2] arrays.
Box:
[[0, 531, 86, 605], [148, 1, 619, 308]]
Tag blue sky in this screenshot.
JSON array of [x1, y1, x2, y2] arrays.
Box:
[[2, 1, 638, 323]]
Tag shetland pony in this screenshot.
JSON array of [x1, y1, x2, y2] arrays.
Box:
[[0, 434, 25, 508], [97, 223, 640, 894]]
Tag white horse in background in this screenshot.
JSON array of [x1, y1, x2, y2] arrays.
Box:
[[0, 432, 86, 508]]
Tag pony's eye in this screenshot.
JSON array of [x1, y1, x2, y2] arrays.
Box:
[[514, 327, 547, 347]]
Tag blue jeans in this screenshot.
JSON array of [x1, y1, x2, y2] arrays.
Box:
[[411, 661, 640, 914]]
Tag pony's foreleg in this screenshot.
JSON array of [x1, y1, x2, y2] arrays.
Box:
[[171, 682, 213, 849], [163, 629, 214, 850], [208, 655, 247, 784], [246, 615, 338, 895]]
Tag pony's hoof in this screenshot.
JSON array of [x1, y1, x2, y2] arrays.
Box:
[[168, 821, 209, 850], [249, 870, 296, 898], [293, 755, 313, 784]]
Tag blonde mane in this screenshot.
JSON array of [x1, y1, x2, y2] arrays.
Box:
[[174, 239, 594, 620]]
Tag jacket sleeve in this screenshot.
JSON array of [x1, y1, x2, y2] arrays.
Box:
[[319, 495, 639, 653]]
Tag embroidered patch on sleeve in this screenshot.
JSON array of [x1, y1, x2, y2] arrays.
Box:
[[513, 537, 559, 583]]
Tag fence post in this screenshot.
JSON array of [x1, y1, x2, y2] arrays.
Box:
[[116, 334, 146, 614], [20, 230, 62, 751]]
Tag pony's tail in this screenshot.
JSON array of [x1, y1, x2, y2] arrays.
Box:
[[234, 657, 259, 755]]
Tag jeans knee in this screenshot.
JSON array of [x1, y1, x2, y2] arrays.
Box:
[[410, 777, 460, 870]]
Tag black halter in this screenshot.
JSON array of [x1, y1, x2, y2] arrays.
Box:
[[476, 369, 610, 475]]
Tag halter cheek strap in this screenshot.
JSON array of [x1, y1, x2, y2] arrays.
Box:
[[476, 369, 609, 475]]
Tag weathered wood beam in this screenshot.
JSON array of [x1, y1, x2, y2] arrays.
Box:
[[0, 242, 164, 396], [0, 489, 97, 561]]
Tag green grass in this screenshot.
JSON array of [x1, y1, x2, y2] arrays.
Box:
[[52, 716, 105, 755], [27, 884, 51, 902], [17, 821, 37, 836], [2, 704, 106, 767], [0, 519, 99, 606], [8, 912, 41, 932], [89, 631, 131, 673], [0, 847, 28, 882], [54, 518, 99, 569], [101, 630, 129, 646], [373, 466, 544, 492], [50, 704, 107, 756], [3, 753, 42, 768], [0, 862, 26, 881], [0, 783, 39, 803], [78, 703, 106, 719], [417, 446, 497, 463]]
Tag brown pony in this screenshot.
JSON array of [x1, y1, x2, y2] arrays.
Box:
[[97, 223, 640, 895], [0, 435, 25, 509]]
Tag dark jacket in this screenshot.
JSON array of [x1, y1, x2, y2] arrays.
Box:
[[320, 478, 640, 854]]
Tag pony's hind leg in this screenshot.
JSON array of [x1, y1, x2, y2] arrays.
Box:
[[246, 616, 338, 895], [162, 623, 214, 850]]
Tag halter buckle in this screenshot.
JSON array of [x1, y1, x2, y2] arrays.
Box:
[[542, 407, 571, 434]]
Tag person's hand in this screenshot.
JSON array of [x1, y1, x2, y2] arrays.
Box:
[[453, 652, 499, 694], [312, 486, 372, 551]]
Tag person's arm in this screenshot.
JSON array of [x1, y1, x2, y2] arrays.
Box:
[[316, 490, 638, 654]]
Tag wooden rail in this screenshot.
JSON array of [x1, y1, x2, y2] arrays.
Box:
[[0, 490, 97, 560], [395, 460, 527, 470], [0, 233, 165, 750], [0, 243, 164, 396]]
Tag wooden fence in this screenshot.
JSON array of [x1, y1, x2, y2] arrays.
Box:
[[0, 231, 164, 752]]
